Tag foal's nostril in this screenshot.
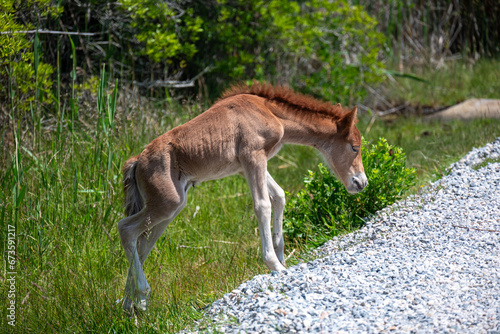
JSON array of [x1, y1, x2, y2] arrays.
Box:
[[352, 176, 367, 191]]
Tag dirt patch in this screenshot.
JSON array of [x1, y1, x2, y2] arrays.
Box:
[[427, 99, 500, 120]]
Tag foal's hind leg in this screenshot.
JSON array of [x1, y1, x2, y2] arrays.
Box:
[[119, 177, 188, 312], [121, 217, 180, 314], [120, 207, 184, 312], [136, 190, 187, 266], [122, 219, 170, 314], [118, 210, 154, 312], [266, 172, 286, 267], [137, 220, 170, 265]]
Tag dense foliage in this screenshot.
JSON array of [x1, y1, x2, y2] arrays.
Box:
[[185, 0, 385, 103], [1, 0, 386, 119], [2, 0, 499, 122], [284, 138, 416, 247]]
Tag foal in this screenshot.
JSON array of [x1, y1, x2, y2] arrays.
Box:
[[118, 83, 367, 312]]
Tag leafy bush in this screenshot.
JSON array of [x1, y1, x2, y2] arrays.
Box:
[[284, 138, 416, 247]]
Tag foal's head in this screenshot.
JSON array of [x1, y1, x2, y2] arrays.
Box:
[[322, 106, 367, 194]]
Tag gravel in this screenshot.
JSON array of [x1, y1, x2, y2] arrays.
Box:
[[184, 138, 500, 333]]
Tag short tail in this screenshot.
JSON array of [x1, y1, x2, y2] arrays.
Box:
[[123, 155, 143, 216]]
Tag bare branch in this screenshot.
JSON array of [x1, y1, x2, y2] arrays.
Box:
[[0, 29, 97, 36], [130, 66, 212, 89]]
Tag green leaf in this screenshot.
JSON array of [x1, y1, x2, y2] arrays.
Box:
[[383, 69, 429, 84]]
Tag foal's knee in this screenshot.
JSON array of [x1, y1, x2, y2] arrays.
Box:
[[270, 187, 286, 211], [253, 199, 272, 218]]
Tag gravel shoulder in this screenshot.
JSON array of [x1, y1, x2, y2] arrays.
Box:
[[185, 138, 500, 333]]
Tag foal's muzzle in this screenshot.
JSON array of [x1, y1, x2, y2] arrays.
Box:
[[347, 173, 368, 194]]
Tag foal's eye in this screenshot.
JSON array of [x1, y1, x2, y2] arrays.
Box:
[[351, 145, 360, 153]]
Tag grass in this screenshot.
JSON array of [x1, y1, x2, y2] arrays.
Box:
[[382, 58, 500, 107], [359, 116, 500, 185], [472, 157, 500, 170], [1, 61, 500, 333]]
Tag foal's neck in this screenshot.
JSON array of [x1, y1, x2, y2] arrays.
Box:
[[271, 103, 339, 148]]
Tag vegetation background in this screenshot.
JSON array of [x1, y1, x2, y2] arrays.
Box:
[[1, 0, 499, 332]]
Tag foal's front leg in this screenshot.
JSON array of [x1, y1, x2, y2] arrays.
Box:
[[243, 155, 286, 272], [266, 172, 286, 267]]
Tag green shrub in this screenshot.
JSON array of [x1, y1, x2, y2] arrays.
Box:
[[91, 0, 385, 103], [1, 0, 385, 112], [284, 138, 416, 247]]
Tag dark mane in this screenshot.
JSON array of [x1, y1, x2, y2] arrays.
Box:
[[219, 82, 345, 119]]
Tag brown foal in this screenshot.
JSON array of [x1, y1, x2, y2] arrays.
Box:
[[118, 83, 367, 312]]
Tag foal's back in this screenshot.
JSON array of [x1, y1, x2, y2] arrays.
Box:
[[138, 94, 284, 184]]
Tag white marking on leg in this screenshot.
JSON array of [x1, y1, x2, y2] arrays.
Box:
[[266, 171, 286, 267]]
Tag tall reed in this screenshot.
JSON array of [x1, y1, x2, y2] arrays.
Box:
[[354, 0, 500, 65]]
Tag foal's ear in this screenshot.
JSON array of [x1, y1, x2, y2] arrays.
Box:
[[339, 106, 357, 135]]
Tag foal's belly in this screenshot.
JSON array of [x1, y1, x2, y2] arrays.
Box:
[[184, 157, 243, 183], [198, 162, 242, 182]]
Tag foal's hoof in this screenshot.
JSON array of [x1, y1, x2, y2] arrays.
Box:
[[267, 262, 286, 272], [133, 291, 149, 312], [135, 297, 148, 312], [122, 295, 134, 314], [276, 264, 286, 271], [122, 290, 150, 313], [134, 287, 151, 312]]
